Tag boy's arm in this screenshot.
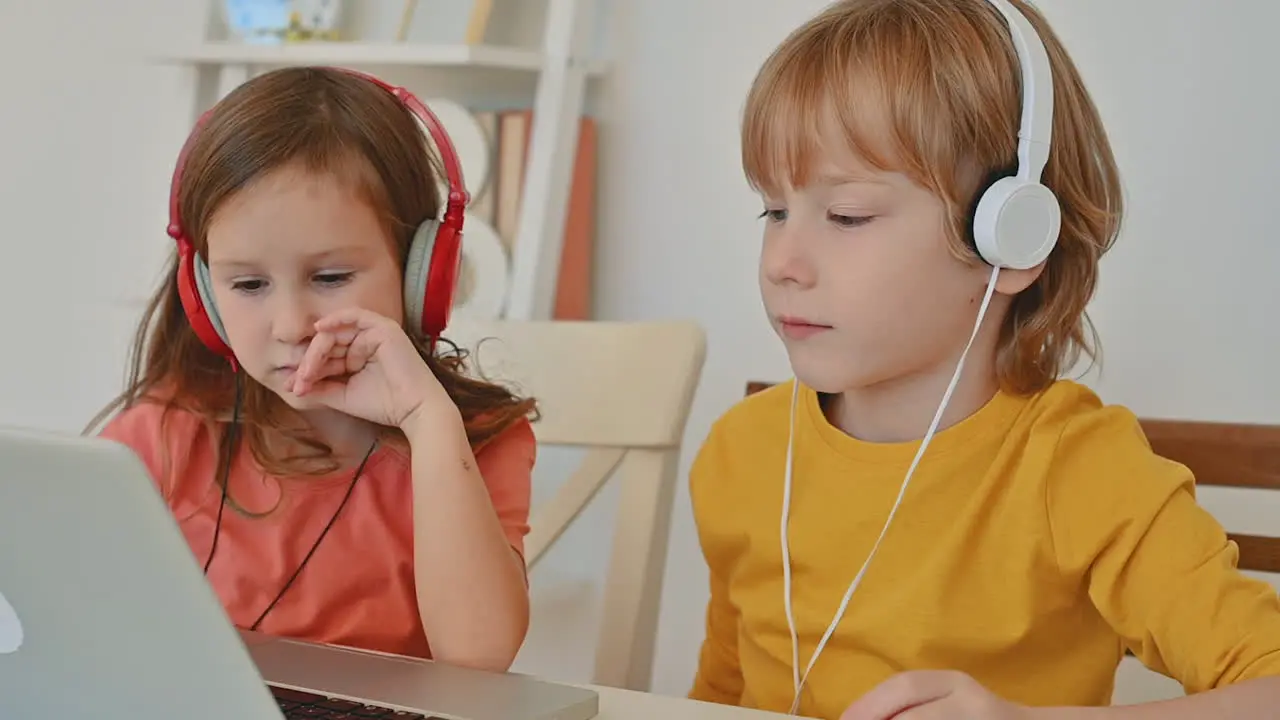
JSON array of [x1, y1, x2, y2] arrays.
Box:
[[689, 565, 745, 705], [1042, 677, 1280, 719], [1048, 409, 1280, 708], [686, 421, 745, 706], [845, 406, 1280, 720]]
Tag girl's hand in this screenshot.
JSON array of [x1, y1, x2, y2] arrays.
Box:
[[841, 671, 1038, 720], [288, 307, 454, 430]]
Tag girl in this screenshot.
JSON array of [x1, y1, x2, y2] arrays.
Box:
[[687, 0, 1280, 718], [89, 66, 536, 673]]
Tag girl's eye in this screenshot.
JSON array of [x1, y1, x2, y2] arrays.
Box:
[[758, 209, 787, 223], [231, 279, 266, 293], [314, 272, 354, 286], [829, 213, 873, 228]]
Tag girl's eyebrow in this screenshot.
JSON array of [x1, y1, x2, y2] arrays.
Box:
[[209, 246, 369, 270]]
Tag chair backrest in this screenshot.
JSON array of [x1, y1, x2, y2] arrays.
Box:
[[445, 319, 707, 691], [1138, 418, 1280, 572]]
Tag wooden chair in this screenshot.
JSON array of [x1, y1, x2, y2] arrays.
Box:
[[744, 380, 1280, 702], [444, 319, 706, 691]]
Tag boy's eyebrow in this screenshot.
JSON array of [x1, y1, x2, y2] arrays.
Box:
[[814, 170, 888, 187]]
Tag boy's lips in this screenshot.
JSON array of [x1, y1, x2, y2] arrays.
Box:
[[777, 315, 832, 339]]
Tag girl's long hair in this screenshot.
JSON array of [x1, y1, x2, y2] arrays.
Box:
[[88, 66, 536, 481]]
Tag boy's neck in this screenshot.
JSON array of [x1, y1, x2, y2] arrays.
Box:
[[823, 357, 1001, 445], [823, 289, 1012, 444]]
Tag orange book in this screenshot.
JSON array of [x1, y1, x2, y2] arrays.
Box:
[[493, 109, 596, 320]]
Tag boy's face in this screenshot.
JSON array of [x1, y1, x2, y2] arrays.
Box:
[[757, 142, 1014, 397]]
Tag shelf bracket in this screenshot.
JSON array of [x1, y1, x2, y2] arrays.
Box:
[[503, 0, 597, 321]]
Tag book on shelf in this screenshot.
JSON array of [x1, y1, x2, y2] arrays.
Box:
[[394, 0, 496, 44], [469, 107, 597, 321]]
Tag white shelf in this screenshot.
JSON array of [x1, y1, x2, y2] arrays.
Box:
[[162, 0, 606, 321], [152, 41, 606, 75]]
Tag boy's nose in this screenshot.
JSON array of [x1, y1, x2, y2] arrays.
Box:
[[762, 226, 817, 289]]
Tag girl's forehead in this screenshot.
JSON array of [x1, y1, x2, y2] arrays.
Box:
[[205, 167, 392, 264]]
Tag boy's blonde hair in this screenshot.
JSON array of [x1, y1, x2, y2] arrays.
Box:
[[743, 0, 1122, 395]]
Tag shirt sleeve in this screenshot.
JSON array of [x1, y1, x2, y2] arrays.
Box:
[[97, 400, 189, 500], [474, 417, 536, 560], [687, 421, 746, 705], [690, 562, 746, 705], [1047, 406, 1280, 693]]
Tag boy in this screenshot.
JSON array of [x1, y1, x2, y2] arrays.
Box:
[[688, 1, 1280, 718]]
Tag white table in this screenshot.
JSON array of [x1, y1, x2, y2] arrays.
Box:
[[592, 685, 795, 719]]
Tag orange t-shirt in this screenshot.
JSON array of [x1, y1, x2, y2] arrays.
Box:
[[99, 400, 534, 659]]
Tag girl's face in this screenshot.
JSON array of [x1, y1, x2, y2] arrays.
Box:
[[204, 164, 405, 411]]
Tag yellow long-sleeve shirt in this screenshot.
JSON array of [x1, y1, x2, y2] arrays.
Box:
[[688, 379, 1280, 719]]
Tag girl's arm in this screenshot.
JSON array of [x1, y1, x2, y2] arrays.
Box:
[[402, 407, 532, 672]]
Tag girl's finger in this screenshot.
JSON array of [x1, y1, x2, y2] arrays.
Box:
[[295, 356, 348, 386], [291, 357, 348, 394], [298, 331, 337, 380], [315, 307, 394, 333], [293, 377, 350, 408], [342, 329, 382, 374]]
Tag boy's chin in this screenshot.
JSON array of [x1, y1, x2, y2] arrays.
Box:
[[786, 353, 858, 396]]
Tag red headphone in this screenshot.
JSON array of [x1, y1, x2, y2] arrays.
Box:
[[165, 67, 469, 368]]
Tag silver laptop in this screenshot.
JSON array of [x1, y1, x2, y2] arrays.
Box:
[[0, 425, 599, 720]]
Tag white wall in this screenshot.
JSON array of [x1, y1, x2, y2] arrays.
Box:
[[2, 0, 1278, 702]]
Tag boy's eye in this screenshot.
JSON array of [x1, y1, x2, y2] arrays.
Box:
[[829, 213, 872, 228], [758, 209, 787, 222]]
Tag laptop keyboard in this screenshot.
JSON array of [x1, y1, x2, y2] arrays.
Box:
[[271, 685, 449, 719]]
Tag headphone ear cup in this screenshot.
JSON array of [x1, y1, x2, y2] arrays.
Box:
[[404, 219, 463, 340], [971, 177, 1062, 270], [175, 248, 235, 360], [404, 219, 451, 339], [423, 221, 462, 340], [193, 254, 231, 347]]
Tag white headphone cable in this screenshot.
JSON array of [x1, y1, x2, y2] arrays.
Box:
[[783, 265, 1002, 715]]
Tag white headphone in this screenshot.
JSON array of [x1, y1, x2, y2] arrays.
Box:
[[972, 0, 1062, 270], [781, 0, 1060, 714]]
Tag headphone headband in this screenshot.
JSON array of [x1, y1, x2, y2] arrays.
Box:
[[983, 0, 1054, 183], [165, 67, 470, 363], [969, 0, 1061, 271], [166, 67, 469, 247]]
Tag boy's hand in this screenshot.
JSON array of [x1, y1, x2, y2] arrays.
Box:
[[841, 670, 1036, 720]]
